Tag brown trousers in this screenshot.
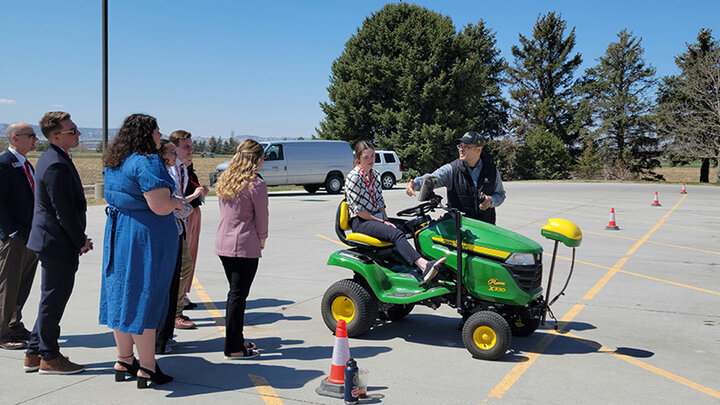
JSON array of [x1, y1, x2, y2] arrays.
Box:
[[0, 236, 38, 339]]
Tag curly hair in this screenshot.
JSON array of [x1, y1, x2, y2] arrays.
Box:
[[103, 114, 159, 168], [216, 139, 264, 200]]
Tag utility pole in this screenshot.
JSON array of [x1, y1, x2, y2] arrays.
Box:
[[102, 0, 108, 152]]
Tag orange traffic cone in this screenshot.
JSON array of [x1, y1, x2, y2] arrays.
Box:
[[605, 208, 620, 230], [651, 192, 661, 207], [681, 183, 687, 194], [316, 319, 351, 398]]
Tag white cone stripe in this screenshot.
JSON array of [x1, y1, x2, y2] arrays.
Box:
[[331, 338, 350, 366]]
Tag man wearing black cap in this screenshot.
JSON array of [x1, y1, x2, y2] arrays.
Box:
[[405, 130, 505, 224]]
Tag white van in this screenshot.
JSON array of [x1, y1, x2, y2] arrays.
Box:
[[209, 140, 353, 194], [374, 150, 402, 189]]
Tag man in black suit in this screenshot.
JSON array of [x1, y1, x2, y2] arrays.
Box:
[[0, 122, 39, 350], [24, 112, 93, 375]]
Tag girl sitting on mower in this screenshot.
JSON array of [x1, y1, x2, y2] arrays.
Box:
[[346, 141, 445, 284]]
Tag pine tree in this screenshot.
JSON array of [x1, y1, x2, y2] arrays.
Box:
[[657, 29, 720, 183], [579, 29, 659, 176], [506, 12, 583, 156], [317, 3, 507, 176]]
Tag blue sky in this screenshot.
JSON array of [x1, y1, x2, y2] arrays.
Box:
[[1, 1, 718, 139]]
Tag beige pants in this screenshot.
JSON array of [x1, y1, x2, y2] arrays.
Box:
[[184, 206, 201, 294]]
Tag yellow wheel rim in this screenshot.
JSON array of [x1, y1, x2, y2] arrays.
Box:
[[331, 296, 355, 323], [473, 326, 497, 350]]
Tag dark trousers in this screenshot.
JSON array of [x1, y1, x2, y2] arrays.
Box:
[[0, 236, 38, 340], [219, 256, 258, 356], [27, 258, 78, 360], [351, 217, 421, 265], [155, 237, 183, 353]]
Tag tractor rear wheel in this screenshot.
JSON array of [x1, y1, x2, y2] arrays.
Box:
[[378, 303, 414, 321], [462, 311, 511, 360], [321, 279, 379, 337]]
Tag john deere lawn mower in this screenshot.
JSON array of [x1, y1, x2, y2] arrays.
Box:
[[320, 178, 582, 360]]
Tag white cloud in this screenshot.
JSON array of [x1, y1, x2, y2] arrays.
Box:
[[0, 99, 17, 104], [52, 104, 63, 108]]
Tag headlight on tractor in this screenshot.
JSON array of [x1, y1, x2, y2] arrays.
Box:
[[505, 253, 536, 266]]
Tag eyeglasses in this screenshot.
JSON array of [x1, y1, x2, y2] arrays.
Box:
[[17, 133, 38, 139], [457, 144, 479, 151], [57, 127, 78, 135]]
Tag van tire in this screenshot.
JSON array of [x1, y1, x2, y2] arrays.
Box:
[[304, 184, 320, 194], [381, 173, 395, 189], [325, 173, 344, 194]]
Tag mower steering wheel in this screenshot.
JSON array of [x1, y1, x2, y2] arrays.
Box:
[[396, 198, 440, 218]]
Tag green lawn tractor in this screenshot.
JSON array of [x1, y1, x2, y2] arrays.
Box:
[[320, 179, 582, 360]]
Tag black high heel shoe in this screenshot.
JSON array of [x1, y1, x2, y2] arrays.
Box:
[[137, 363, 173, 389], [114, 357, 140, 382]]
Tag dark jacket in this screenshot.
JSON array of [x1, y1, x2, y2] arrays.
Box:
[[26, 144, 87, 264], [0, 150, 35, 242], [447, 156, 498, 224]]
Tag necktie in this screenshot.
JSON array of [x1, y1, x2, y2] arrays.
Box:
[[179, 165, 186, 192], [23, 160, 34, 192]]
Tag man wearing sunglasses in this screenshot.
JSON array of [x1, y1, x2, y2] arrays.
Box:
[[405, 130, 506, 225], [24, 112, 93, 375], [0, 122, 40, 351]]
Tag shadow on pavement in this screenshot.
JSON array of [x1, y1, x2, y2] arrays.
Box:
[[195, 298, 295, 312], [146, 355, 325, 398], [60, 331, 116, 349]]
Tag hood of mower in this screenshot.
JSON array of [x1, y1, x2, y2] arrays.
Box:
[[419, 216, 542, 262]]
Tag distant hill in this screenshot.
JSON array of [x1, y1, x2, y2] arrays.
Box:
[[0, 123, 299, 143], [0, 123, 118, 141]]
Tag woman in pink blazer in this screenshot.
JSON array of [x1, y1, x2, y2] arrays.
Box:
[[214, 139, 268, 359]]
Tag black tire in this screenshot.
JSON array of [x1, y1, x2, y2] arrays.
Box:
[[507, 313, 541, 337], [303, 184, 320, 194], [321, 279, 379, 337], [378, 303, 414, 321], [325, 173, 344, 194], [462, 311, 511, 360], [381, 173, 395, 189]]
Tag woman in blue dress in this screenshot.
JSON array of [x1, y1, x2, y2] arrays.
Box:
[[100, 114, 185, 388]]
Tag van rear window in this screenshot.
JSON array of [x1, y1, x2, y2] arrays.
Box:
[[375, 153, 381, 163], [383, 153, 396, 163]]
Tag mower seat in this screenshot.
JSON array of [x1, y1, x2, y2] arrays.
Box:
[[336, 200, 393, 249]]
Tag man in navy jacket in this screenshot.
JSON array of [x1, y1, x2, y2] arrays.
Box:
[[0, 122, 39, 350], [24, 112, 93, 375]]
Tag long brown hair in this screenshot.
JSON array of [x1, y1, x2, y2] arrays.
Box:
[[216, 139, 265, 199]]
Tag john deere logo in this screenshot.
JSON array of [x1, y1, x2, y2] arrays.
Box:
[[488, 278, 505, 286], [488, 278, 506, 292]]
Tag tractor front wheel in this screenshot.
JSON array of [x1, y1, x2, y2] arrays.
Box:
[[321, 279, 379, 337], [462, 311, 511, 360]]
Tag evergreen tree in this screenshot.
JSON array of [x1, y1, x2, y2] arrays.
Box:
[[657, 29, 720, 182], [515, 128, 571, 179], [207, 136, 219, 154], [317, 3, 507, 176], [506, 12, 583, 156], [579, 30, 660, 175]]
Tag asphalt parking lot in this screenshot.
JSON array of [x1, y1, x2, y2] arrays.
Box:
[[1, 182, 718, 404]]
